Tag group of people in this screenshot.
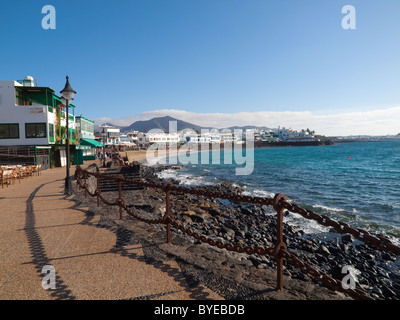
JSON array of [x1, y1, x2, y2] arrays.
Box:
[[97, 151, 112, 160], [96, 150, 129, 166], [96, 151, 111, 163]]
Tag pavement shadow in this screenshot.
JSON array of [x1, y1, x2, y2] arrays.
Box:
[[68, 185, 219, 300], [24, 183, 76, 300], [98, 220, 217, 300]]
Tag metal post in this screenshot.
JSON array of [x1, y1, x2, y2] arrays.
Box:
[[276, 208, 284, 290], [163, 182, 174, 244], [65, 99, 71, 195], [118, 177, 123, 219], [102, 129, 106, 168], [273, 193, 287, 291], [166, 190, 171, 243], [96, 174, 100, 206], [103, 143, 106, 168], [84, 171, 87, 198]]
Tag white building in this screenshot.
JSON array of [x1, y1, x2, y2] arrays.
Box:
[[137, 132, 147, 148], [99, 125, 120, 145], [273, 126, 317, 142], [126, 131, 139, 145], [0, 76, 76, 146], [186, 131, 220, 143], [119, 132, 138, 147], [137, 130, 187, 148], [137, 129, 244, 148], [75, 116, 95, 140], [148, 131, 181, 144], [185, 129, 241, 144]]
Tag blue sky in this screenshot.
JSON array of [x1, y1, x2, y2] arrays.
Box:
[[1, 0, 400, 135]]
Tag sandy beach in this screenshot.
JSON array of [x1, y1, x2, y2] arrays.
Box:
[[124, 150, 149, 163], [124, 149, 171, 164], [124, 147, 198, 165]]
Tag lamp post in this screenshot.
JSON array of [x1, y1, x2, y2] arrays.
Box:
[[102, 127, 106, 168], [60, 76, 77, 195]]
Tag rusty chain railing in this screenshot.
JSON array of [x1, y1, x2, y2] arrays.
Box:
[[74, 166, 400, 300], [281, 201, 400, 256]]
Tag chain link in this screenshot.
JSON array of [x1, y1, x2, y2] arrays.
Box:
[[281, 201, 400, 256], [74, 166, 399, 300]]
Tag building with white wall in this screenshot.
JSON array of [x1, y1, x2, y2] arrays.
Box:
[[0, 76, 76, 146], [136, 131, 182, 148], [119, 131, 139, 147], [273, 126, 317, 142], [99, 125, 120, 145], [75, 116, 101, 160], [148, 132, 181, 144], [75, 116, 95, 140], [184, 129, 242, 144], [137, 132, 147, 148]]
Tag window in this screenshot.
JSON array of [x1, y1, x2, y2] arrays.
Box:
[[108, 131, 119, 138], [26, 123, 47, 138], [49, 123, 54, 143], [0, 124, 19, 139], [80, 119, 94, 134], [69, 128, 75, 141]]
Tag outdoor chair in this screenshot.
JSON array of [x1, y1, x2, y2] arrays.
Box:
[[0, 169, 15, 188]]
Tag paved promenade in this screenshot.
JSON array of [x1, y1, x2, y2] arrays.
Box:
[[0, 162, 223, 300]]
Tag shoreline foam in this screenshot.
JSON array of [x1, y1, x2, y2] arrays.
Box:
[[76, 163, 400, 300]]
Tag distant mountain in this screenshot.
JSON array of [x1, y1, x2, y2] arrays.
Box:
[[96, 116, 272, 134], [123, 116, 213, 133]]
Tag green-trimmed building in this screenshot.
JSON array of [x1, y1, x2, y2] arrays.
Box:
[[75, 116, 102, 161]]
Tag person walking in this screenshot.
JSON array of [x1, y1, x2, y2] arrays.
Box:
[[98, 152, 103, 164]]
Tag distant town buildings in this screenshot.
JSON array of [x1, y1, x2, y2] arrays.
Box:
[[272, 126, 317, 142], [123, 126, 319, 148], [0, 75, 323, 169]]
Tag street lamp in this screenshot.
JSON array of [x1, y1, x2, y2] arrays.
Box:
[[102, 127, 106, 168], [60, 76, 77, 195]]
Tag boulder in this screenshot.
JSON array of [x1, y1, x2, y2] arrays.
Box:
[[85, 163, 99, 195], [341, 234, 354, 244]]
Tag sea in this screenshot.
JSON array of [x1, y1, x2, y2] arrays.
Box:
[[156, 141, 400, 244]]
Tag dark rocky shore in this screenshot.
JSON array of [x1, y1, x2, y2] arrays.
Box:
[[74, 163, 400, 300]]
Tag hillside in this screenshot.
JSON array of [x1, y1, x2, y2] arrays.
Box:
[[97, 115, 273, 133], [122, 116, 211, 133]]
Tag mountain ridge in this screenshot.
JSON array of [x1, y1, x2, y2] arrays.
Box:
[[96, 116, 272, 133], [122, 116, 212, 133]]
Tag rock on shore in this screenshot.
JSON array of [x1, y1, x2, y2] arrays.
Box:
[[74, 164, 400, 300]]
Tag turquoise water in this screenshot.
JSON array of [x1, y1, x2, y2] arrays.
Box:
[[158, 141, 400, 240]]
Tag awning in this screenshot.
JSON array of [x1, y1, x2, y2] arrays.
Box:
[[75, 145, 91, 150], [80, 138, 103, 148]]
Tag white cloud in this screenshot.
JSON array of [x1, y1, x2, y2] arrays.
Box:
[[95, 106, 400, 136]]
